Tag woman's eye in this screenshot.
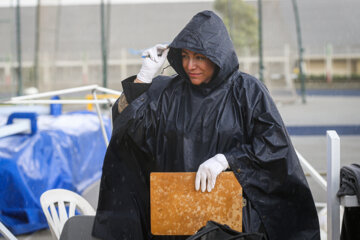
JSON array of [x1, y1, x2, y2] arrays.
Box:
[[182, 55, 188, 59], [196, 56, 205, 61]]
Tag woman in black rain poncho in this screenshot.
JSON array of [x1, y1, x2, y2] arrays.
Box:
[[92, 10, 320, 240]]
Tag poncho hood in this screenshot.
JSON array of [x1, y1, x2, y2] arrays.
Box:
[[168, 10, 239, 94]]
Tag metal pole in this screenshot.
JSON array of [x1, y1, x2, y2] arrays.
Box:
[[54, 0, 62, 57], [106, 0, 111, 56], [10, 84, 121, 101], [6, 99, 117, 105], [295, 149, 327, 191], [257, 0, 264, 82], [0, 221, 17, 240], [15, 0, 23, 96], [52, 0, 62, 84], [34, 0, 41, 89], [11, 84, 100, 100], [326, 130, 340, 240], [0, 121, 30, 138], [227, 0, 233, 40], [292, 0, 306, 103], [100, 0, 108, 88], [92, 89, 109, 147]]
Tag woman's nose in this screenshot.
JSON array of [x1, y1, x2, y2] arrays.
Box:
[[187, 58, 196, 70]]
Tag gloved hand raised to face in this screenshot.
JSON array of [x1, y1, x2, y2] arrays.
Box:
[[136, 44, 169, 83], [195, 154, 229, 192]]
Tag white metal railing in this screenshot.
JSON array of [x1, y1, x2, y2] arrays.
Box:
[[1, 85, 122, 146], [8, 85, 97, 101], [0, 220, 17, 240], [326, 130, 359, 240], [296, 149, 327, 191], [327, 130, 340, 240], [296, 130, 360, 240], [295, 144, 328, 238], [0, 120, 30, 138]]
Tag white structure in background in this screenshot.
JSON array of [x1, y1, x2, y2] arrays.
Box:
[[2, 85, 121, 146]]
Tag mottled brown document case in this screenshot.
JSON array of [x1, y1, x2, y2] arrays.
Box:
[[150, 172, 242, 235]]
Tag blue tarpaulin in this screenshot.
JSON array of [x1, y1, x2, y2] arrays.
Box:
[[0, 111, 111, 235]]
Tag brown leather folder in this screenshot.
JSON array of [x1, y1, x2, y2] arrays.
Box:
[[150, 172, 243, 235]]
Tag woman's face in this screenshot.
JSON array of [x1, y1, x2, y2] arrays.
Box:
[[181, 49, 215, 85]]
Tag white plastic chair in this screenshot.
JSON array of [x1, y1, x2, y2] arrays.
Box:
[[0, 221, 17, 240], [40, 189, 96, 240]]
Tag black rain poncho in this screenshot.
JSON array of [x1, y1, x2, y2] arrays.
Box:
[[92, 10, 320, 240]]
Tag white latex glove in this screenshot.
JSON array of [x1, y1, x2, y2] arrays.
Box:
[[136, 44, 169, 83], [195, 154, 229, 193]]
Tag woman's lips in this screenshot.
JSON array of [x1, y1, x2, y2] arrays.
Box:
[[188, 73, 201, 77]]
